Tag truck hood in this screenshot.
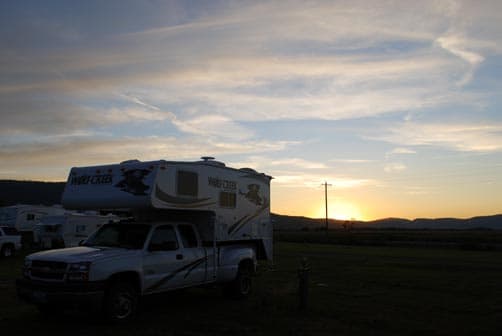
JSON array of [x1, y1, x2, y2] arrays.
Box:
[[27, 246, 140, 263]]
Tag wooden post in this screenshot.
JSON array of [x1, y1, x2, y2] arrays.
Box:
[[298, 257, 311, 310]]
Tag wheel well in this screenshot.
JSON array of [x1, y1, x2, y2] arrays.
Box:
[[239, 259, 255, 275], [107, 272, 141, 293]]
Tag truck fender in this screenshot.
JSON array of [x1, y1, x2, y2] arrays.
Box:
[[217, 245, 257, 282]]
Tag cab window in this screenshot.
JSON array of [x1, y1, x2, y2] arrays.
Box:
[[149, 225, 179, 251], [178, 225, 198, 248]]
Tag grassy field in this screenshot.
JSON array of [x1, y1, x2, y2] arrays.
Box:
[[276, 229, 502, 250], [1, 238, 502, 335]]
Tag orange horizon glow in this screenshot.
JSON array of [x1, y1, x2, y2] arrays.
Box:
[[311, 202, 366, 221]]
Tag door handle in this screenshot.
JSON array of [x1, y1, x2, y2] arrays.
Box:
[[176, 254, 183, 260]]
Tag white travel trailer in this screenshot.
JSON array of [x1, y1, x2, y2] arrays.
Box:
[[33, 212, 120, 249], [18, 157, 273, 321], [0, 204, 66, 232]]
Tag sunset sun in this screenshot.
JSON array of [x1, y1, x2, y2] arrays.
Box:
[[314, 201, 365, 221]]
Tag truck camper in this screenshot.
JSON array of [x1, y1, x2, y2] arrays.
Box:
[[17, 157, 273, 321], [33, 212, 120, 249], [0, 204, 66, 232]]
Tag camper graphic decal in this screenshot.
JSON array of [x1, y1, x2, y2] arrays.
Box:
[[115, 169, 152, 195], [154, 185, 215, 208], [240, 184, 263, 206], [228, 196, 269, 235]]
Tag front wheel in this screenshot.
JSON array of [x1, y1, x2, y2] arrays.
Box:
[[104, 281, 138, 322], [36, 304, 61, 318]]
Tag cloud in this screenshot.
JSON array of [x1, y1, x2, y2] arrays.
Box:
[[386, 147, 416, 158], [269, 158, 328, 170], [1, 0, 498, 135], [229, 155, 374, 189], [1, 0, 502, 182], [436, 35, 485, 66], [171, 115, 254, 140], [330, 159, 374, 164], [273, 172, 373, 190], [384, 162, 407, 173], [0, 135, 296, 180], [372, 122, 502, 153], [435, 34, 485, 85], [119, 93, 160, 111]]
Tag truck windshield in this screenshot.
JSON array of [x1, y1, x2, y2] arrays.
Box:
[[84, 224, 150, 249]]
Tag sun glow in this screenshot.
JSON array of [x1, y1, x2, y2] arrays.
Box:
[[314, 201, 365, 221]]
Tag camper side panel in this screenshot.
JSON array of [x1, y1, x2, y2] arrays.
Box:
[[62, 162, 161, 209], [151, 163, 272, 259]]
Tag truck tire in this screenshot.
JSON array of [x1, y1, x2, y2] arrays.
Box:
[[1, 244, 14, 257], [104, 281, 138, 322], [224, 263, 252, 299]]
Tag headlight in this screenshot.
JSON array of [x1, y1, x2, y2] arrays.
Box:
[[67, 262, 91, 282]]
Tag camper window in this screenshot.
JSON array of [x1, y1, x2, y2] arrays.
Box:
[[178, 225, 198, 248], [177, 171, 198, 197], [26, 214, 35, 221], [219, 192, 236, 208]]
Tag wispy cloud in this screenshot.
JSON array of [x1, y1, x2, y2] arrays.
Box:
[[1, 0, 498, 138], [0, 136, 297, 180], [372, 122, 502, 153], [330, 159, 374, 164], [386, 147, 416, 158], [384, 162, 407, 173], [269, 158, 328, 170], [273, 172, 374, 190], [119, 93, 160, 111], [436, 34, 485, 86]]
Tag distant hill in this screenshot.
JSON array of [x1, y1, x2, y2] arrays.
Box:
[[272, 214, 502, 230], [0, 180, 65, 206], [366, 216, 502, 230], [1, 180, 501, 229]]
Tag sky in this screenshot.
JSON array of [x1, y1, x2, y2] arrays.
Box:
[[1, 0, 501, 221]]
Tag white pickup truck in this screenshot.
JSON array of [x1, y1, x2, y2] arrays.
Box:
[[17, 158, 272, 321], [17, 219, 257, 321], [0, 226, 22, 257]]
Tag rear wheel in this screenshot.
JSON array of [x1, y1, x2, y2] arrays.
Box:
[[104, 281, 138, 322], [224, 263, 253, 299]]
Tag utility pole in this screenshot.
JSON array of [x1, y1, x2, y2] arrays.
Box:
[[322, 181, 332, 232]]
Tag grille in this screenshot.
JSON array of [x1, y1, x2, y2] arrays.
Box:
[[30, 260, 67, 280]]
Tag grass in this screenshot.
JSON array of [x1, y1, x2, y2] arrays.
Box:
[[1, 236, 502, 335]]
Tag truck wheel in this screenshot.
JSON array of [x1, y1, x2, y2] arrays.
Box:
[[1, 244, 14, 257], [224, 264, 252, 299], [104, 281, 138, 322]]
